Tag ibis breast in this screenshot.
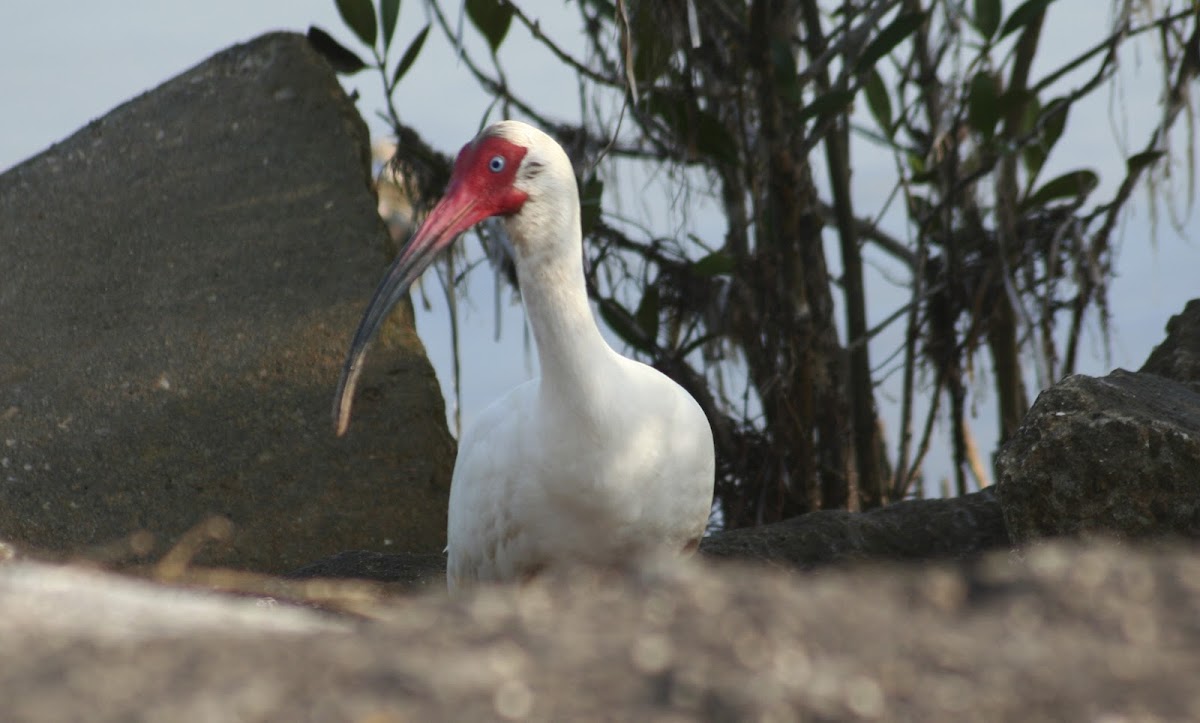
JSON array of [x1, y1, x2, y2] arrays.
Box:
[[445, 356, 715, 593]]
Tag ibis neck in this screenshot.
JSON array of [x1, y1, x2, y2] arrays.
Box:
[[514, 238, 613, 400]]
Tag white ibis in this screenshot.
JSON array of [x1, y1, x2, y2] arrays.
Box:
[[334, 120, 715, 594]]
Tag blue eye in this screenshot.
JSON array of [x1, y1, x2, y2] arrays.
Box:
[[489, 155, 505, 172]]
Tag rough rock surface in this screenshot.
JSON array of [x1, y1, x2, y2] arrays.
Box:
[[0, 32, 454, 572], [700, 488, 1009, 568], [996, 370, 1200, 543], [5, 541, 1200, 721], [1141, 298, 1200, 388]]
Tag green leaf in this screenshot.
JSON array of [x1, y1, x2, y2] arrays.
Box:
[[1023, 97, 1069, 184], [579, 177, 604, 237], [1126, 150, 1166, 174], [907, 152, 926, 176], [380, 0, 400, 51], [1011, 90, 1040, 134], [391, 24, 430, 87], [466, 0, 514, 54], [910, 167, 939, 185], [863, 69, 893, 134], [1041, 98, 1069, 148], [1000, 0, 1056, 40], [967, 71, 1001, 139], [854, 11, 925, 76], [973, 0, 1002, 40], [906, 152, 938, 184], [1024, 169, 1098, 208], [634, 286, 660, 341], [598, 299, 653, 354], [1018, 93, 1045, 172], [307, 26, 369, 75], [693, 251, 735, 277], [336, 0, 377, 48], [797, 90, 855, 125]]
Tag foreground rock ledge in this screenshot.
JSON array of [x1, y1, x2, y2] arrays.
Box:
[[0, 32, 454, 572], [4, 541, 1200, 721]]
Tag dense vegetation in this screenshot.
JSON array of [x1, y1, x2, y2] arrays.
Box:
[[312, 0, 1200, 527]]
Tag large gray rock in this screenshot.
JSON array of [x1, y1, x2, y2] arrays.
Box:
[[1141, 298, 1200, 388], [5, 541, 1200, 720], [996, 369, 1200, 543], [0, 33, 454, 572]]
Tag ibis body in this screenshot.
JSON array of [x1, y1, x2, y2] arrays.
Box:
[[335, 121, 715, 594]]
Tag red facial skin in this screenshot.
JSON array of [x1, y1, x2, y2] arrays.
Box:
[[333, 134, 530, 435], [445, 135, 530, 220]]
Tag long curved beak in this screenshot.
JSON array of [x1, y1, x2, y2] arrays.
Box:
[[333, 183, 484, 436]]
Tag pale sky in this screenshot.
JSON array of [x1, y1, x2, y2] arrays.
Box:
[[4, 1, 1198, 491]]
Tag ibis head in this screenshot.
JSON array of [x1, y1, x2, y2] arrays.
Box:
[[333, 122, 577, 436]]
